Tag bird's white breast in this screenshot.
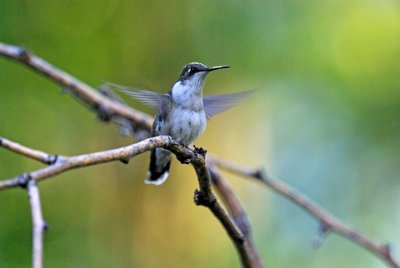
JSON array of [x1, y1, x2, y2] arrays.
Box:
[[166, 78, 207, 145], [168, 106, 206, 146]]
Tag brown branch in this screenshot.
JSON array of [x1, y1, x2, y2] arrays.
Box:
[[0, 136, 172, 190], [0, 42, 153, 131], [209, 164, 264, 268], [0, 137, 56, 164], [27, 179, 47, 268], [0, 136, 250, 267], [164, 145, 249, 266], [210, 156, 400, 268], [209, 165, 251, 236]]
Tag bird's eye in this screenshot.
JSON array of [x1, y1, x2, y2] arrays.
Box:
[[189, 67, 197, 74]]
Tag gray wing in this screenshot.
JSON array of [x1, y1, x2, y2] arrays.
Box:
[[203, 90, 254, 120], [106, 82, 168, 109]]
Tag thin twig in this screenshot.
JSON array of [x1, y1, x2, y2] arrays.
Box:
[[0, 42, 153, 131], [210, 156, 400, 268], [209, 164, 264, 268], [27, 179, 46, 268], [0, 136, 172, 190], [0, 137, 56, 164]]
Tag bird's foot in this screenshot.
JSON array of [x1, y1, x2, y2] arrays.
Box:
[[169, 140, 191, 164], [193, 145, 207, 156], [170, 140, 186, 148], [176, 154, 191, 164]]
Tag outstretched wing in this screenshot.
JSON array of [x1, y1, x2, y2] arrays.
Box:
[[203, 90, 254, 120], [106, 82, 168, 109]]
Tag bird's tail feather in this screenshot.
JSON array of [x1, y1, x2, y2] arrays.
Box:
[[145, 148, 172, 185]]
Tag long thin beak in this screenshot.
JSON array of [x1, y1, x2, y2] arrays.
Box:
[[206, 65, 230, 72]]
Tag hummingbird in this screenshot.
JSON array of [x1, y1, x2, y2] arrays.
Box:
[[109, 62, 252, 185]]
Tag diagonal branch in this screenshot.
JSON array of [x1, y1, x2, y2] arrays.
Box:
[[209, 165, 251, 237], [27, 179, 47, 268], [209, 155, 400, 268], [0, 136, 172, 190], [0, 137, 56, 164], [156, 144, 251, 266], [0, 42, 153, 131], [209, 164, 264, 268]]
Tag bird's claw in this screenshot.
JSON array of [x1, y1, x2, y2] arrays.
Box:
[[176, 154, 191, 164], [193, 145, 207, 156]]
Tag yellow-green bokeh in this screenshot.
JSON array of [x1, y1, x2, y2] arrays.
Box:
[[1, 1, 400, 267]]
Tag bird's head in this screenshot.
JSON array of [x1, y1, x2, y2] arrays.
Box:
[[175, 62, 229, 93]]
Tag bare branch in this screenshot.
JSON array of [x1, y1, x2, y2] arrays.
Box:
[[27, 179, 47, 268], [0, 137, 56, 164], [210, 156, 400, 268], [163, 145, 250, 266], [0, 136, 252, 267], [209, 165, 251, 236], [0, 42, 153, 132], [0, 136, 172, 191], [209, 164, 264, 268]]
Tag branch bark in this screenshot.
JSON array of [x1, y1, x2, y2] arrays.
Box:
[[209, 155, 400, 268], [27, 179, 46, 268], [209, 164, 264, 268], [0, 136, 171, 190], [0, 137, 56, 164], [0, 136, 252, 267], [0, 42, 153, 131]]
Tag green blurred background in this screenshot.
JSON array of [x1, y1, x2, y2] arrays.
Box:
[[1, 1, 400, 267]]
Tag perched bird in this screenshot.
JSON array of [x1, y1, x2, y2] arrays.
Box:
[[109, 62, 252, 185]]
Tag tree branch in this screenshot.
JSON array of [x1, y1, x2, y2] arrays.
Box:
[[209, 164, 264, 268], [0, 136, 251, 267], [27, 179, 47, 268], [0, 136, 171, 190], [0, 42, 153, 131], [143, 143, 249, 266], [209, 155, 400, 268], [0, 137, 56, 164]]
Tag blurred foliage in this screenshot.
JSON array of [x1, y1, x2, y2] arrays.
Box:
[[1, 0, 400, 267]]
